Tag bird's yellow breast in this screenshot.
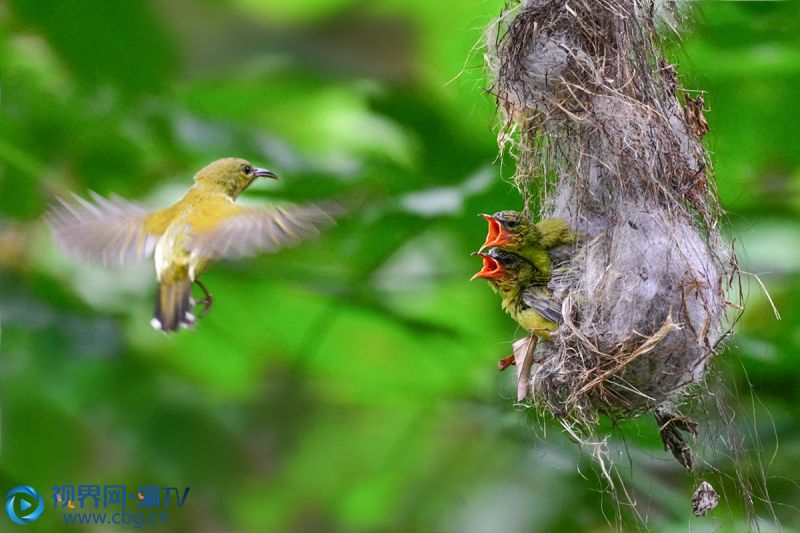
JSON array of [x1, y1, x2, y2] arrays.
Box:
[[150, 187, 244, 283], [511, 307, 557, 340], [154, 220, 191, 283], [499, 289, 557, 340]]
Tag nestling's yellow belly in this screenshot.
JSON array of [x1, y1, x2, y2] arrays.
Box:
[[511, 308, 557, 340]]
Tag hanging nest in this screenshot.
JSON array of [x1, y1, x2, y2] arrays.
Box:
[[485, 0, 740, 426]]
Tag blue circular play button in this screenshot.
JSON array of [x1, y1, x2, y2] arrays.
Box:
[[5, 486, 44, 525]]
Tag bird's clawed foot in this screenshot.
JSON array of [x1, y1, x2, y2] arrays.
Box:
[[194, 280, 213, 318]]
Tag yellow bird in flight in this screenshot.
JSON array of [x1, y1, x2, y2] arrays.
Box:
[[49, 158, 336, 332]]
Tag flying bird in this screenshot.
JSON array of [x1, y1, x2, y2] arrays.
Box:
[[49, 158, 336, 332]]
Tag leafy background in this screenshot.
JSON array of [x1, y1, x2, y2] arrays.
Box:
[[0, 0, 797, 531]]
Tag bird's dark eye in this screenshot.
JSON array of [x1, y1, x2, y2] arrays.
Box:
[[243, 165, 252, 174], [504, 219, 519, 229]]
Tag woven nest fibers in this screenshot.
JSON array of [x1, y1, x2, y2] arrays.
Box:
[[488, 0, 738, 420]]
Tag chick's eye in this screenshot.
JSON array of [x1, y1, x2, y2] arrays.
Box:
[[505, 219, 519, 228], [244, 165, 252, 174]]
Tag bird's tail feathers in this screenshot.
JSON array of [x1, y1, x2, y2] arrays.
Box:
[[152, 279, 195, 332]]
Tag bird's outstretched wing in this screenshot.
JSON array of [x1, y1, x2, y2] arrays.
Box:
[[521, 285, 562, 324], [48, 192, 166, 267], [188, 202, 337, 260]]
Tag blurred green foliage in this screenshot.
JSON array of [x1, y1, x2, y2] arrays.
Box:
[[0, 1, 798, 531]]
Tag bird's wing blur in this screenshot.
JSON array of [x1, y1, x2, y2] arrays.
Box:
[[521, 285, 562, 324], [188, 203, 337, 260], [49, 192, 167, 267]]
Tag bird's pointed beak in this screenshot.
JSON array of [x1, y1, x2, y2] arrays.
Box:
[[471, 253, 504, 281], [253, 167, 278, 180], [479, 214, 513, 252]]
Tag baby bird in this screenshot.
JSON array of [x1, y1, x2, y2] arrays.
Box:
[[479, 210, 578, 277], [49, 157, 336, 332], [471, 248, 562, 338], [472, 248, 566, 401]]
